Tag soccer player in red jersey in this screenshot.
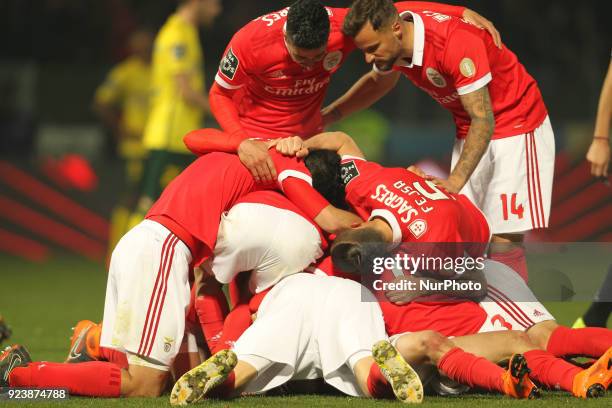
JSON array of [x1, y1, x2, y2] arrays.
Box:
[[210, 0, 499, 183], [1, 133, 360, 398], [285, 131, 612, 398], [332, 0, 555, 282]]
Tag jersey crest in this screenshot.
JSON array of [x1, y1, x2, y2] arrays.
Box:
[[408, 219, 428, 239]]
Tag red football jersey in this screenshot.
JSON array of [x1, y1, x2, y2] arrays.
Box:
[[314, 253, 487, 336], [215, 3, 467, 139], [215, 6, 353, 138], [341, 156, 490, 245], [381, 299, 487, 337], [146, 152, 313, 265], [381, 4, 548, 139]]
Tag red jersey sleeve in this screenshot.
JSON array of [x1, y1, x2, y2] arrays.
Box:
[[209, 83, 249, 139], [215, 28, 251, 91], [183, 128, 243, 155], [443, 27, 492, 95], [282, 178, 329, 221], [269, 151, 330, 220], [400, 1, 465, 17]]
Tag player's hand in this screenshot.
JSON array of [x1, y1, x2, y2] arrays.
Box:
[[275, 136, 308, 157], [426, 175, 462, 194], [462, 9, 502, 49], [238, 139, 277, 184], [586, 138, 610, 178], [385, 275, 430, 305], [406, 165, 427, 178]]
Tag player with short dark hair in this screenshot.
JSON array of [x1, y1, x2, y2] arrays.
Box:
[[342, 0, 398, 39], [329, 0, 555, 283], [285, 0, 330, 49]]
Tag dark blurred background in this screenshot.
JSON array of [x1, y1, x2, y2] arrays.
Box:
[[1, 0, 610, 136], [0, 0, 610, 263]]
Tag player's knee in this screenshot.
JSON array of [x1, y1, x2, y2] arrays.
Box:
[[396, 330, 450, 365], [526, 320, 559, 350], [505, 330, 537, 354], [419, 330, 452, 361]]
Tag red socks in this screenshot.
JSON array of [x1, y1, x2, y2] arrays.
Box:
[[489, 247, 528, 282], [366, 362, 394, 398], [100, 347, 128, 369], [546, 326, 612, 358], [9, 361, 121, 397], [212, 304, 253, 354], [523, 350, 580, 392], [437, 347, 504, 392], [194, 290, 229, 352]]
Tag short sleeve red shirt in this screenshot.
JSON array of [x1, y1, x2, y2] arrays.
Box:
[[383, 4, 548, 139], [214, 7, 354, 139], [340, 156, 490, 245]]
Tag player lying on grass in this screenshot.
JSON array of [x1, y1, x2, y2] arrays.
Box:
[[0, 139, 363, 398], [280, 131, 612, 397], [324, 247, 612, 398]]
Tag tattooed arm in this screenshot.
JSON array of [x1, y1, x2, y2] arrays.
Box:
[[434, 86, 494, 193]]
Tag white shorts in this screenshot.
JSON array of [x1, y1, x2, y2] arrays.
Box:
[[232, 273, 387, 397], [478, 260, 554, 332], [212, 203, 322, 294], [100, 220, 192, 370], [451, 116, 555, 234]]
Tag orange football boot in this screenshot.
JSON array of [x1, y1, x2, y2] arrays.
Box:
[[572, 346, 611, 398], [65, 320, 102, 363], [501, 354, 540, 399]]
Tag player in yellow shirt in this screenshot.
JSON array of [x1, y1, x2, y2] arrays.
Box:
[[93, 29, 153, 252], [132, 0, 222, 224]]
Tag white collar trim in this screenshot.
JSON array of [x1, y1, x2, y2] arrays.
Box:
[[397, 10, 424, 68]]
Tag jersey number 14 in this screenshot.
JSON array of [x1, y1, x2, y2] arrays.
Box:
[[500, 193, 524, 220]]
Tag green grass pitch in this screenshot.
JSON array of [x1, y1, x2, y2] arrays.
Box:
[[1, 255, 610, 407]]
